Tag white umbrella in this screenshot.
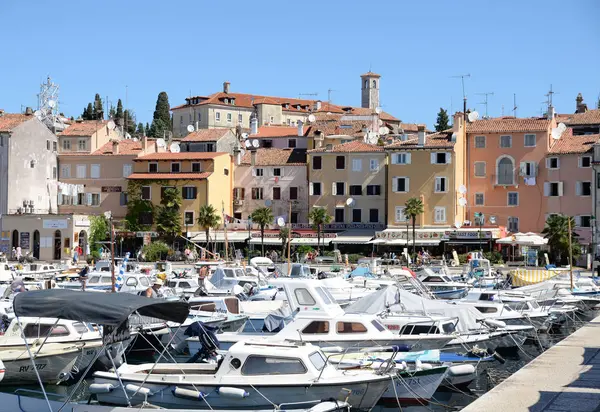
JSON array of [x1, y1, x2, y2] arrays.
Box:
[[496, 232, 548, 246]]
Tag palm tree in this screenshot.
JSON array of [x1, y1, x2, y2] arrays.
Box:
[[197, 205, 221, 252], [279, 227, 290, 261], [308, 207, 331, 253], [542, 214, 579, 264], [250, 207, 274, 256], [404, 197, 424, 257]]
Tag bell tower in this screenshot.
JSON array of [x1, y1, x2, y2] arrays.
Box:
[[361, 71, 381, 110]]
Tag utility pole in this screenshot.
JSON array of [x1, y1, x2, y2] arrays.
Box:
[[104, 211, 115, 292], [568, 216, 573, 291], [513, 94, 518, 117], [451, 74, 470, 122], [287, 201, 292, 276], [477, 92, 494, 118], [327, 89, 336, 104]]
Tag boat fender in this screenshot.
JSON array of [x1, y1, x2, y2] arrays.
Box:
[[173, 387, 207, 400], [125, 384, 154, 396], [493, 352, 506, 364], [391, 344, 411, 352], [419, 363, 433, 370], [217, 387, 250, 398], [415, 360, 422, 371], [448, 364, 475, 377], [321, 346, 344, 353], [400, 361, 407, 371], [483, 319, 507, 329], [89, 383, 115, 394]]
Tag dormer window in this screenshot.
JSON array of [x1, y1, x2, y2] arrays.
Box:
[[284, 103, 290, 109], [295, 104, 301, 110], [223, 98, 228, 104]]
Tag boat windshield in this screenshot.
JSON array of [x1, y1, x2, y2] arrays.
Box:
[[241, 355, 307, 375], [309, 351, 326, 371]]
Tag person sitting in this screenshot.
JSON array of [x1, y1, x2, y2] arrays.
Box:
[[144, 279, 163, 298]]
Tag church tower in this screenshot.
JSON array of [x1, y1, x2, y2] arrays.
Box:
[[361, 71, 381, 110]]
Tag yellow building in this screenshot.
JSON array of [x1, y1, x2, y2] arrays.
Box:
[[128, 151, 233, 233]]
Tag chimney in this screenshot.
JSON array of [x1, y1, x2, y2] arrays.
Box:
[[547, 105, 555, 119], [314, 101, 322, 111], [24, 107, 33, 115], [112, 140, 119, 154], [250, 116, 258, 135], [297, 120, 304, 136], [576, 93, 587, 114], [251, 150, 257, 166], [155, 141, 159, 153], [75, 117, 83, 123], [223, 81, 230, 94], [142, 135, 147, 152], [325, 144, 333, 151], [417, 124, 426, 146]]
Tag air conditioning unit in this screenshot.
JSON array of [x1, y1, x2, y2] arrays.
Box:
[[233, 199, 243, 206]]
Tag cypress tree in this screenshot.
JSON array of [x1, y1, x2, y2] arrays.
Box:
[[136, 123, 145, 136], [435, 108, 450, 132], [85, 103, 94, 120], [93, 94, 104, 120], [115, 99, 124, 121], [82, 106, 89, 120], [109, 105, 116, 119], [151, 92, 171, 138], [145, 122, 150, 136], [124, 109, 136, 136]]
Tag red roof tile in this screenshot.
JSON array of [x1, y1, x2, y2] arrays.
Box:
[[251, 126, 300, 138], [558, 109, 600, 126], [0, 113, 33, 132], [308, 140, 384, 153], [92, 140, 144, 155], [135, 152, 227, 161], [466, 117, 551, 133], [549, 129, 598, 154], [60, 120, 108, 136], [240, 148, 306, 166], [128, 172, 212, 180], [360, 71, 381, 78], [385, 131, 454, 149], [181, 128, 232, 142]]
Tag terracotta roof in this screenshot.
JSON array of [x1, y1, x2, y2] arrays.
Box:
[[128, 172, 212, 180], [400, 123, 420, 133], [344, 107, 398, 121], [135, 152, 227, 161], [59, 120, 108, 136], [549, 129, 598, 155], [308, 140, 384, 153], [92, 140, 144, 155], [0, 113, 33, 132], [181, 128, 232, 142], [360, 71, 381, 78], [466, 117, 551, 133], [385, 131, 454, 149], [558, 109, 600, 126], [251, 126, 300, 138], [240, 148, 306, 166], [304, 117, 367, 138]]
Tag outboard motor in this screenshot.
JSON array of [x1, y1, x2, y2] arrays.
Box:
[[184, 321, 220, 363]]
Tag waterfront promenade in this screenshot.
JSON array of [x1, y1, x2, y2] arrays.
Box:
[[463, 313, 600, 412]]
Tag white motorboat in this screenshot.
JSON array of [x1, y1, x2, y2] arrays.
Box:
[[93, 340, 391, 410], [417, 269, 471, 299], [60, 272, 152, 294], [207, 266, 278, 301], [17, 262, 63, 279], [464, 258, 501, 288], [188, 296, 249, 332], [0, 257, 15, 283], [167, 276, 200, 298]]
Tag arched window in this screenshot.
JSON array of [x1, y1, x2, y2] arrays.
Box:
[[497, 157, 514, 185], [372, 80, 377, 88], [364, 80, 368, 88]]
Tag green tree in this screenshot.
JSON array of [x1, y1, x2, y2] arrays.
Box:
[[124, 109, 136, 136], [136, 122, 145, 136], [141, 241, 170, 261], [88, 215, 109, 258], [308, 207, 331, 253], [279, 227, 290, 260], [115, 99, 124, 121], [149, 91, 171, 137], [542, 214, 580, 265], [197, 204, 221, 251], [82, 106, 89, 120], [83, 103, 94, 120], [109, 105, 116, 119], [145, 122, 150, 136], [404, 197, 424, 256], [597, 96, 600, 110], [93, 94, 104, 120], [250, 207, 274, 256], [156, 187, 182, 241], [435, 107, 450, 132]]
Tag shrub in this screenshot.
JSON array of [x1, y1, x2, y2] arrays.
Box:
[[141, 241, 170, 262]]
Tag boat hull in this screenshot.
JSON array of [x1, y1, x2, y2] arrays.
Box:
[[1, 348, 80, 385], [379, 367, 446, 405]]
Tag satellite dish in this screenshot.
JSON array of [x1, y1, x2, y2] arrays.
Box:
[[277, 217, 285, 227], [458, 197, 467, 207], [187, 124, 195, 133], [132, 137, 139, 142], [170, 142, 181, 153], [458, 184, 467, 194], [375, 107, 382, 114], [157, 138, 166, 148], [489, 216, 497, 225], [308, 114, 316, 123], [241, 133, 249, 139], [454, 221, 462, 229], [468, 111, 480, 122], [551, 128, 561, 139], [558, 122, 567, 132], [244, 140, 252, 148], [33, 110, 42, 118], [346, 198, 355, 207], [265, 199, 273, 207], [378, 127, 388, 135], [48, 100, 56, 108], [107, 120, 116, 130], [251, 139, 260, 148], [382, 126, 390, 135], [451, 132, 458, 142]]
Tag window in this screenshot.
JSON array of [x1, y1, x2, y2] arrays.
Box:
[[544, 182, 563, 197], [369, 208, 379, 223], [182, 186, 197, 199], [474, 161, 486, 177], [335, 208, 344, 223], [366, 185, 381, 195], [434, 177, 447, 193], [241, 355, 307, 376], [475, 136, 486, 148], [524, 134, 536, 147], [395, 206, 407, 222], [508, 192, 519, 206], [370, 159, 379, 171], [273, 168, 282, 177], [123, 163, 132, 177], [160, 186, 175, 199], [184, 211, 194, 225], [269, 116, 274, 123], [500, 135, 512, 148], [288, 139, 296, 148], [238, 114, 243, 123], [77, 139, 87, 151], [336, 156, 345, 169], [475, 193, 484, 206], [311, 182, 321, 196], [349, 185, 362, 196], [309, 352, 326, 371], [333, 182, 345, 195], [52, 166, 57, 179], [273, 187, 281, 200], [233, 187, 245, 200], [148, 162, 158, 173], [215, 111, 221, 122], [141, 186, 151, 200], [290, 212, 298, 223], [76, 164, 86, 179], [392, 153, 411, 164], [295, 288, 316, 305], [30, 160, 35, 168], [289, 187, 298, 200], [262, 140, 273, 148], [192, 162, 201, 172], [62, 139, 71, 150], [312, 156, 322, 170], [352, 158, 362, 171], [302, 320, 329, 334], [226, 113, 232, 123], [251, 187, 263, 200], [431, 152, 450, 164], [392, 177, 409, 192], [520, 161, 537, 177], [60, 165, 71, 178], [253, 168, 264, 177], [23, 324, 70, 338], [577, 215, 592, 228], [580, 156, 592, 168], [53, 141, 57, 152], [352, 209, 361, 223], [77, 193, 85, 205], [336, 322, 367, 334], [91, 193, 100, 206], [90, 164, 100, 179], [497, 157, 514, 185], [547, 157, 560, 169], [46, 140, 50, 150], [508, 217, 519, 232], [120, 192, 128, 206], [577, 181, 592, 196], [434, 207, 446, 223], [171, 163, 181, 173]]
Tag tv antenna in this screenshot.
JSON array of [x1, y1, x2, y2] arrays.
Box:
[[477, 92, 494, 118], [451, 73, 470, 120], [37, 76, 65, 132], [298, 92, 318, 98], [327, 89, 336, 103], [513, 94, 518, 117]]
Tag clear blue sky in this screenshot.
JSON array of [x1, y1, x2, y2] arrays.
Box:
[[1, 0, 598, 128]]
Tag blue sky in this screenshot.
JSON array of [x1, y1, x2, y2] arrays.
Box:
[[1, 0, 598, 128]]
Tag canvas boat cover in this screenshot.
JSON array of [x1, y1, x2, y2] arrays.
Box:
[[13, 289, 189, 326], [511, 269, 561, 287]]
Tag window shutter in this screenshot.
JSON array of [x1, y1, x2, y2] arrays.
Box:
[[406, 153, 412, 164], [430, 153, 436, 164], [556, 158, 560, 168], [576, 181, 582, 196], [519, 162, 526, 176], [405, 177, 410, 192], [309, 183, 314, 196], [545, 158, 550, 169], [331, 182, 336, 195], [57, 193, 63, 205], [252, 169, 256, 177], [446, 153, 451, 164], [544, 182, 550, 196], [86, 193, 92, 206], [392, 177, 398, 193], [575, 216, 581, 227], [558, 181, 564, 196], [279, 168, 284, 177]]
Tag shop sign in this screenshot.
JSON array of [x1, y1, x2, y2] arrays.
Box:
[[43, 219, 68, 229], [292, 223, 384, 230], [251, 232, 336, 239], [20, 232, 30, 249], [136, 231, 158, 238], [102, 186, 122, 193], [375, 230, 446, 240], [446, 230, 493, 240], [75, 219, 90, 227]]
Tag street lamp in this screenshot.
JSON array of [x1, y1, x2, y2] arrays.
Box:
[[247, 216, 252, 252], [474, 212, 484, 253], [103, 211, 115, 292]]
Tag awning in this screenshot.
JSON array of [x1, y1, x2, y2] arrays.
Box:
[[368, 238, 386, 244], [249, 238, 329, 246], [445, 239, 490, 245], [387, 239, 441, 246], [331, 231, 374, 245], [191, 232, 248, 243]]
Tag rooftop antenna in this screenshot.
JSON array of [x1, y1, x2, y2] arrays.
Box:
[[451, 74, 470, 121], [298, 92, 318, 99], [501, 104, 505, 116], [543, 84, 558, 116], [476, 92, 494, 118], [513, 94, 518, 117], [327, 89, 336, 104], [36, 76, 65, 132]]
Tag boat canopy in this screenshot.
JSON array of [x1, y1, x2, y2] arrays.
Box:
[[13, 289, 189, 326]]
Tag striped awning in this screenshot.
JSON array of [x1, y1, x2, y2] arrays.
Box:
[[511, 269, 561, 287]]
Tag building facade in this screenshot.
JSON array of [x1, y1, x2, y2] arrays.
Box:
[[180, 129, 238, 154], [58, 120, 121, 154]]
